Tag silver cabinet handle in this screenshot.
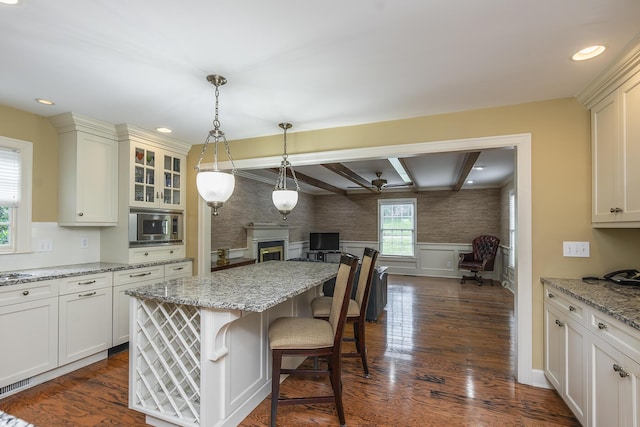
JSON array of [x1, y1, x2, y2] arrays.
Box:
[[598, 322, 607, 330], [130, 272, 152, 278], [548, 293, 555, 298], [555, 319, 565, 327], [569, 306, 576, 312], [144, 252, 149, 256], [172, 267, 184, 271], [78, 212, 84, 216], [78, 280, 96, 285], [610, 207, 623, 213], [613, 364, 629, 378], [79, 291, 96, 297], [22, 290, 29, 296]]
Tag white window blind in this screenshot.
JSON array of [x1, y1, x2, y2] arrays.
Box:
[[0, 147, 20, 206]]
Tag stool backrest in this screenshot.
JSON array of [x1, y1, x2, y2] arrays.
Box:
[[329, 253, 359, 345], [354, 247, 379, 310]]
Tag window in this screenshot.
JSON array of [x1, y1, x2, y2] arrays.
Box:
[[0, 137, 32, 254], [508, 190, 516, 268], [378, 199, 416, 257]]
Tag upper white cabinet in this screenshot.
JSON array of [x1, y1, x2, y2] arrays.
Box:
[[117, 124, 189, 211], [50, 112, 118, 226], [587, 61, 640, 226]]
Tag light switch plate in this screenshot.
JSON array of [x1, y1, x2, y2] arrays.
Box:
[[563, 241, 590, 257]]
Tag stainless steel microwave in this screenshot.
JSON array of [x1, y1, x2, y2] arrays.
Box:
[[129, 208, 183, 246]]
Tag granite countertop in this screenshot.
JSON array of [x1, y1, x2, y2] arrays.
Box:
[[541, 277, 640, 331], [126, 260, 339, 312], [0, 258, 192, 287]]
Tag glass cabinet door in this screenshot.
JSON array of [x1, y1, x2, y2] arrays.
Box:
[[162, 154, 181, 206], [133, 146, 156, 204]]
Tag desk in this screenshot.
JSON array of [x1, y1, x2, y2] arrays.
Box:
[[126, 261, 338, 427]]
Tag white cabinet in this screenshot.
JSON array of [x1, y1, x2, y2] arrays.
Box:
[[50, 112, 118, 226], [129, 143, 186, 209], [0, 280, 59, 389], [129, 245, 185, 264], [591, 71, 640, 226], [112, 261, 191, 346], [544, 288, 589, 425], [58, 273, 113, 366]]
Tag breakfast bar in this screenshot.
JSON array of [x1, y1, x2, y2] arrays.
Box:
[[125, 260, 338, 427]]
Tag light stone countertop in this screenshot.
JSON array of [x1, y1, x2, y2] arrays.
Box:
[[126, 260, 339, 312], [0, 259, 192, 287], [541, 277, 640, 331]]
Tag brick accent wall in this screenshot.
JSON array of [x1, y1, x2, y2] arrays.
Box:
[[211, 176, 504, 249]]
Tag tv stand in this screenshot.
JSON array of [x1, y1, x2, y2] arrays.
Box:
[[307, 250, 341, 263]]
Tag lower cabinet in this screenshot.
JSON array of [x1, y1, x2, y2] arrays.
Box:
[[544, 290, 588, 425], [58, 273, 113, 366], [544, 284, 640, 427], [0, 280, 59, 389]]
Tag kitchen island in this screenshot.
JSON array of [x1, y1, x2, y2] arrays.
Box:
[[125, 260, 339, 427]]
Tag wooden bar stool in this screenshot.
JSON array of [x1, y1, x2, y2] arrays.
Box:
[[268, 253, 359, 427], [311, 247, 379, 377]]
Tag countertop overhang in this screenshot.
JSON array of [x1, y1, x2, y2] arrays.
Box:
[[541, 277, 640, 331], [126, 260, 339, 312]]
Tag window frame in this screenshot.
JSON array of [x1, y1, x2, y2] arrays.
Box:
[[378, 198, 417, 258], [0, 136, 33, 255]]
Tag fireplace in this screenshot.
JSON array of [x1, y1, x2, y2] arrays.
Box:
[[245, 224, 290, 262], [258, 240, 284, 262]]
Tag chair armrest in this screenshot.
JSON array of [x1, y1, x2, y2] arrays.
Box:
[[458, 252, 474, 262]]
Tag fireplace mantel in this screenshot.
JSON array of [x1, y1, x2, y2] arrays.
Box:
[[245, 224, 289, 260]]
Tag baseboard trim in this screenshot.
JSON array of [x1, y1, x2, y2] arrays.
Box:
[[531, 368, 553, 389]]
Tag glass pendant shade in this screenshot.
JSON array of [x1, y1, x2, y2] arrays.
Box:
[[272, 189, 298, 219], [196, 170, 235, 216]]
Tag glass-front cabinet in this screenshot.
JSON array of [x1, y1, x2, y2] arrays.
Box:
[[131, 143, 185, 209]]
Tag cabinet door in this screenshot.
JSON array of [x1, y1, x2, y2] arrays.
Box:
[[59, 132, 118, 225], [620, 72, 640, 222], [565, 317, 588, 425], [159, 152, 185, 209], [59, 287, 112, 365], [544, 303, 564, 391], [591, 334, 626, 427], [0, 298, 58, 388], [592, 91, 620, 223], [131, 144, 159, 208]]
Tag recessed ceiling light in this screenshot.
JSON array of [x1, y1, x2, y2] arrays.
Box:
[[0, 0, 20, 5], [156, 127, 172, 133], [472, 166, 484, 171], [572, 45, 606, 61], [467, 180, 474, 184], [35, 98, 55, 105]]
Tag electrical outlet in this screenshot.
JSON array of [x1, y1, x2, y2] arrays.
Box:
[[80, 237, 89, 249], [563, 241, 590, 257]]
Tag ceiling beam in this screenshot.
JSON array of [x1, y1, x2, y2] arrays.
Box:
[[452, 151, 481, 192], [268, 168, 346, 195], [322, 163, 378, 193], [398, 158, 419, 192]]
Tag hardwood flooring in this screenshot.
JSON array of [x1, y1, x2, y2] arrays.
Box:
[[0, 275, 579, 426]]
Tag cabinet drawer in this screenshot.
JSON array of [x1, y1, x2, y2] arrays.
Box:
[[544, 287, 585, 324], [129, 245, 185, 263], [164, 261, 192, 279], [113, 265, 164, 286], [0, 279, 59, 307], [59, 273, 112, 296], [590, 311, 640, 362]]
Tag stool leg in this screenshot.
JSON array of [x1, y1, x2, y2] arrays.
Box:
[[271, 350, 283, 427]]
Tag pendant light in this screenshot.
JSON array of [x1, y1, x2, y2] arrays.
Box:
[[272, 122, 300, 220], [195, 74, 237, 216]]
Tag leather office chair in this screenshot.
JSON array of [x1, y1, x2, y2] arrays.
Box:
[[458, 235, 500, 285], [311, 247, 379, 378], [268, 253, 359, 427]]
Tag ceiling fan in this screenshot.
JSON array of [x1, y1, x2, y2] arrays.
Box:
[[350, 171, 414, 192]]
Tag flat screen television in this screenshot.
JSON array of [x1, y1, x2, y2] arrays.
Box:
[[309, 232, 340, 251]]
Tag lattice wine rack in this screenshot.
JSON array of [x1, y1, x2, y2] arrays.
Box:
[[133, 300, 202, 424]]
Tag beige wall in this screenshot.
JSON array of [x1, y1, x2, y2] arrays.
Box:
[[0, 105, 59, 222], [187, 97, 640, 371]]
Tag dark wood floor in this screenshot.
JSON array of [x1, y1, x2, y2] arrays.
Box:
[[0, 275, 579, 426]]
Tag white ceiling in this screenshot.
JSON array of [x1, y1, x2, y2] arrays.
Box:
[[1, 0, 639, 193]]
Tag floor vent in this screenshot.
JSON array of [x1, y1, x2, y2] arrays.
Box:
[[0, 378, 31, 398]]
